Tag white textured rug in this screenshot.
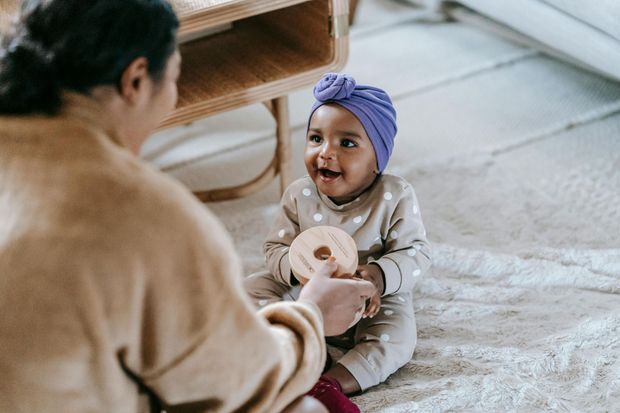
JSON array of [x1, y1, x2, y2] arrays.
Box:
[[207, 114, 620, 412], [349, 131, 620, 412], [191, 101, 620, 407]]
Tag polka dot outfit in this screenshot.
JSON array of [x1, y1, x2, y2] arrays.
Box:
[[245, 174, 432, 391]]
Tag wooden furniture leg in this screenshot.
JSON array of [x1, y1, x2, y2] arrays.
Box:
[[273, 95, 292, 195], [192, 95, 292, 202], [349, 0, 359, 25]]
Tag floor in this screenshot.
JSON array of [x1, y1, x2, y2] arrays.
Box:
[[142, 1, 620, 411]]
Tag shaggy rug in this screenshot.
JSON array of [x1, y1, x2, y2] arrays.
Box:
[[208, 113, 620, 412]]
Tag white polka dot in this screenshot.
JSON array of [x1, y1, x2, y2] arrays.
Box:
[[384, 310, 394, 316], [313, 213, 323, 222], [414, 244, 422, 251], [407, 249, 417, 257], [390, 230, 398, 239], [258, 300, 268, 307], [383, 192, 393, 201], [353, 215, 363, 224], [413, 205, 418, 214], [413, 269, 421, 276], [278, 229, 285, 238], [398, 296, 405, 302], [380, 334, 390, 342], [302, 188, 312, 197]]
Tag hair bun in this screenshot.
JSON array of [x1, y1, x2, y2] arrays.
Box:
[[5, 37, 55, 68], [0, 37, 61, 114], [313, 72, 356, 102]]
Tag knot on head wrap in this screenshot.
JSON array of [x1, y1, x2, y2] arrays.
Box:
[[313, 72, 357, 101], [309, 73, 397, 172]]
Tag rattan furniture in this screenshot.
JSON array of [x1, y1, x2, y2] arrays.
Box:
[[166, 0, 350, 201]]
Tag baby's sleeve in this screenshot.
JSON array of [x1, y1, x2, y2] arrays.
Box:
[[370, 183, 432, 295], [264, 186, 301, 286]]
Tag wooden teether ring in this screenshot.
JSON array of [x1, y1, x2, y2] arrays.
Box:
[[289, 226, 364, 328], [289, 226, 358, 284]]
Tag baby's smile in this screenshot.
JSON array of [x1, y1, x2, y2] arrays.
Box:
[[318, 167, 342, 183]]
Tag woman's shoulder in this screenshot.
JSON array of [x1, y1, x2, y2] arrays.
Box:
[[92, 153, 237, 262], [107, 152, 223, 236], [35, 118, 227, 247], [2, 115, 234, 263]]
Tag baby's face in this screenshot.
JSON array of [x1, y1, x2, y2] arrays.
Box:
[[304, 104, 378, 204]]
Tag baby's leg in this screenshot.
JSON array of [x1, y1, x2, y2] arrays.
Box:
[[335, 292, 417, 391], [244, 270, 301, 308]]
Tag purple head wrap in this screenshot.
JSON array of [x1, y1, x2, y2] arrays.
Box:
[[309, 73, 397, 172]]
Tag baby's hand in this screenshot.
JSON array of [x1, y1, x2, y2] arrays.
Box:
[[356, 264, 385, 318], [363, 290, 381, 318]]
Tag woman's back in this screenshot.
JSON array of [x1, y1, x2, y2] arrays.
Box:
[[0, 94, 242, 412]]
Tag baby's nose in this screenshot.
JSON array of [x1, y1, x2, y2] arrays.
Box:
[[319, 143, 336, 159]]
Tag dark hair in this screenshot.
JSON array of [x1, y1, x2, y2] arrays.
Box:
[[0, 0, 179, 115]]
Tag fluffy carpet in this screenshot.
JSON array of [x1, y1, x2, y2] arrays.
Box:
[[208, 113, 620, 412]]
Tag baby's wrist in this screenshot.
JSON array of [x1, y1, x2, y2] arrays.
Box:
[[367, 263, 385, 294]]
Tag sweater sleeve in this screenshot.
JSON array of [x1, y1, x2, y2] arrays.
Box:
[[369, 184, 432, 295], [123, 190, 325, 413], [263, 185, 301, 286]]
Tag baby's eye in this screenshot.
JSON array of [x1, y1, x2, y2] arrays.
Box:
[[341, 139, 357, 148], [309, 135, 322, 143]]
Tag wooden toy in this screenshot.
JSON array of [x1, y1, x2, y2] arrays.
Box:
[[289, 226, 364, 327], [289, 226, 358, 284]]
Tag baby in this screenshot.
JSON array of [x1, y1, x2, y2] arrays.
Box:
[[245, 73, 432, 412]]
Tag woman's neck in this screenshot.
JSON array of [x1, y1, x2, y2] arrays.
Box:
[[62, 88, 144, 155], [61, 91, 123, 146]]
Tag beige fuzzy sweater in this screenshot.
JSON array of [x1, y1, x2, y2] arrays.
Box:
[[0, 95, 325, 413]]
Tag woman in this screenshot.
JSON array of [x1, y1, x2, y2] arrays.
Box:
[[0, 1, 373, 412]]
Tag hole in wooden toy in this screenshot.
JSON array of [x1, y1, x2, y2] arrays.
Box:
[[313, 246, 332, 260]]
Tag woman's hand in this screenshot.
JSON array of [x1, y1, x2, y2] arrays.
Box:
[[356, 264, 385, 318], [298, 257, 375, 336]]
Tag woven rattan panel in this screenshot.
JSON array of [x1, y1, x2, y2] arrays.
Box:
[[171, 0, 310, 38], [161, 0, 348, 129], [172, 0, 235, 15]]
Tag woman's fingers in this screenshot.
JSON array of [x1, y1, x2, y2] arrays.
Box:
[[315, 256, 337, 278], [299, 268, 377, 336], [351, 278, 376, 299]]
